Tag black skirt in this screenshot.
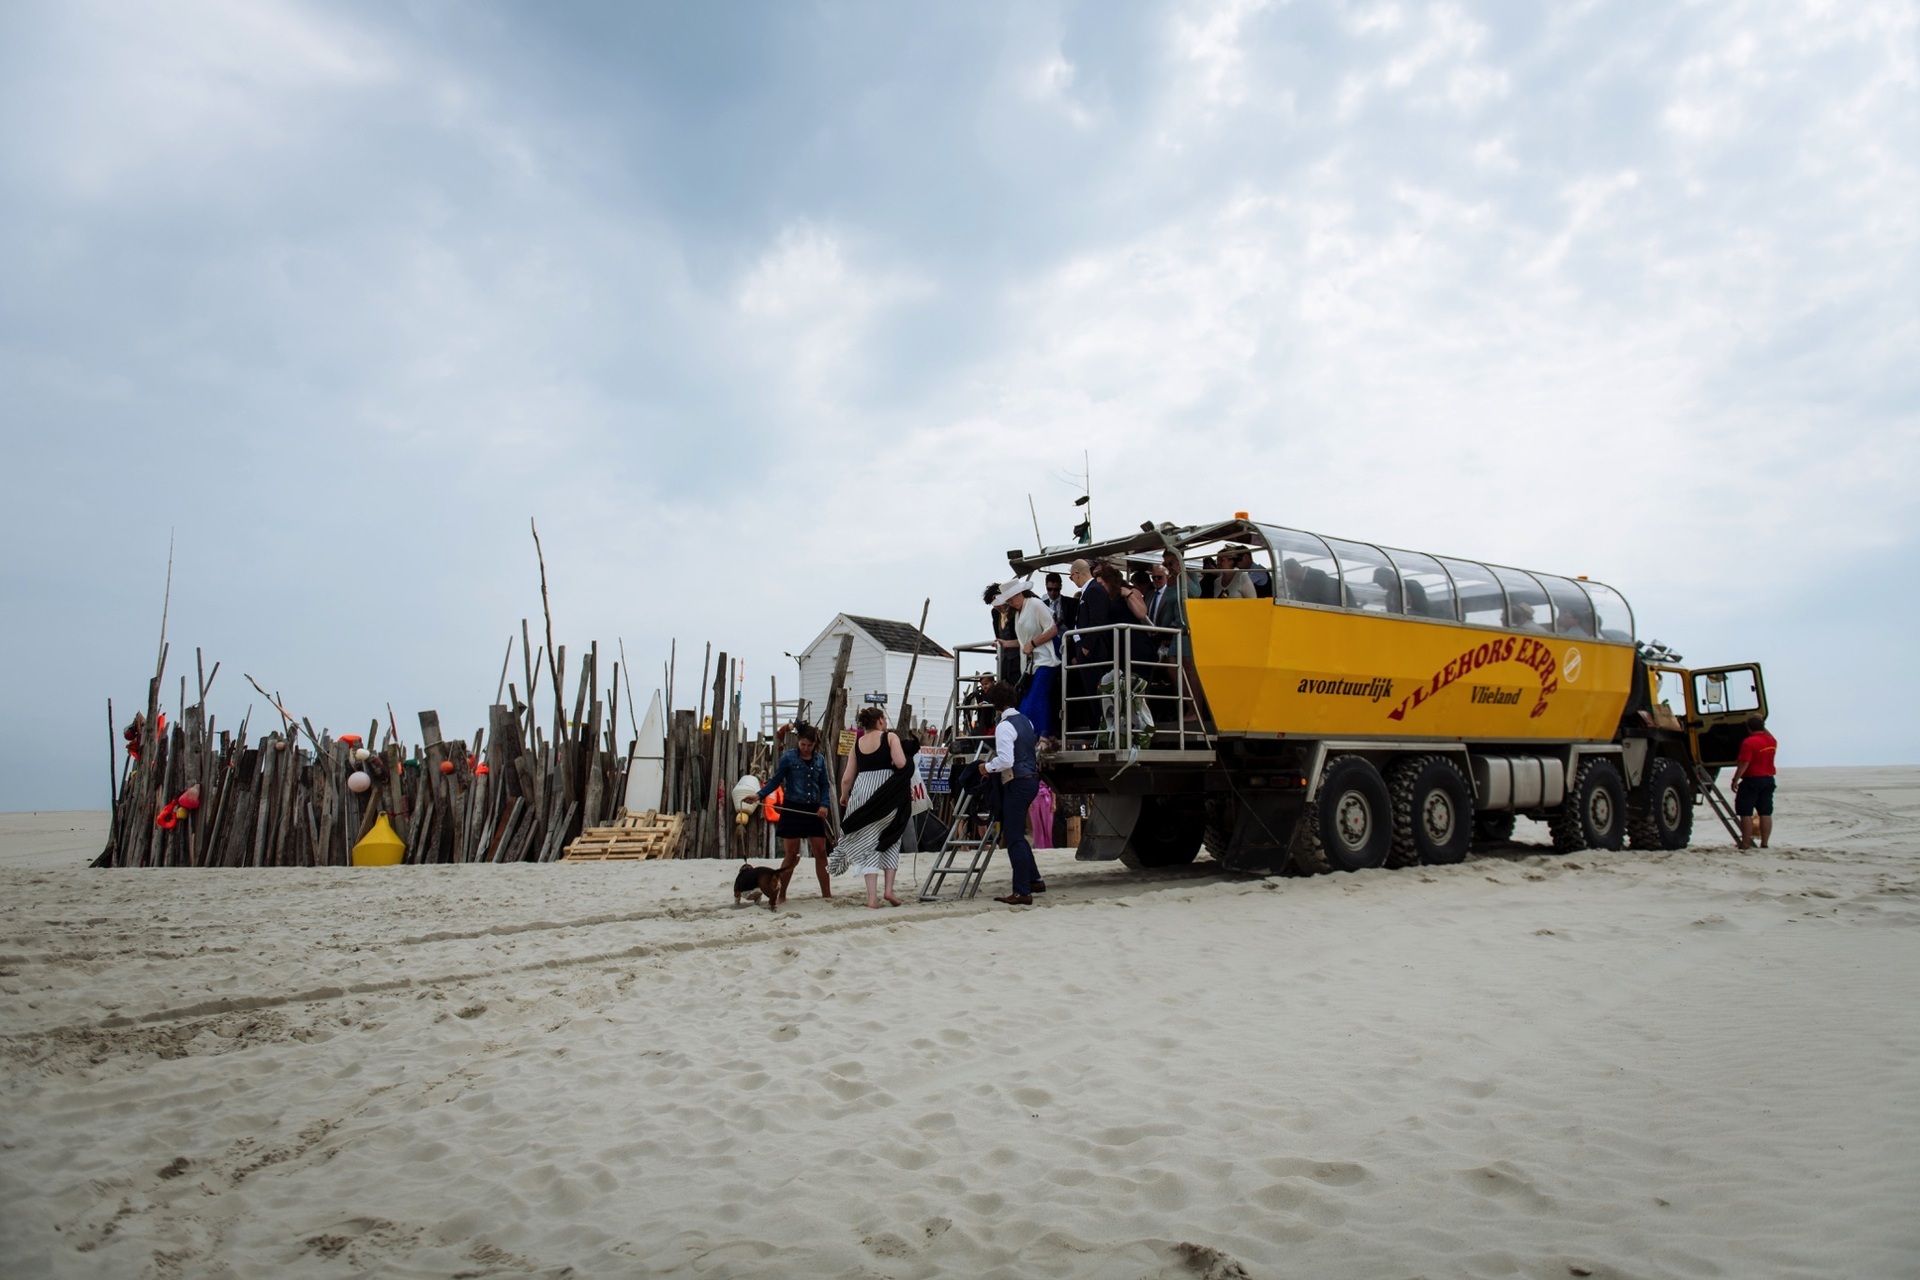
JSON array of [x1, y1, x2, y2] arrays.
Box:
[[775, 801, 829, 840]]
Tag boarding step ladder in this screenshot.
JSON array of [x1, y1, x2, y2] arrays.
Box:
[[918, 813, 1002, 902], [1693, 764, 1743, 845]]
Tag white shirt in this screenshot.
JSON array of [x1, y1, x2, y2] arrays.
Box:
[[1221, 572, 1257, 599], [1014, 595, 1061, 668], [985, 708, 1021, 775]]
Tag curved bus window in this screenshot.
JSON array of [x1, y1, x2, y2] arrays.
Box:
[[1580, 581, 1634, 643], [1492, 567, 1553, 632], [1323, 538, 1400, 613], [1384, 548, 1456, 621], [1538, 575, 1596, 638], [1438, 557, 1506, 627], [1260, 526, 1343, 608]]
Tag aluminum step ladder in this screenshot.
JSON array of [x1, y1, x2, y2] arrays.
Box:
[[1693, 764, 1743, 845], [918, 812, 1002, 902]]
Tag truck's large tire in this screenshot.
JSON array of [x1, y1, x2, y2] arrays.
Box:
[[1387, 754, 1473, 867], [1629, 756, 1693, 851], [1295, 755, 1393, 873], [1118, 794, 1204, 870], [1552, 757, 1627, 853]]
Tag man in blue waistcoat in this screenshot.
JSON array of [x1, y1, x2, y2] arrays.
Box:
[[983, 684, 1045, 905]]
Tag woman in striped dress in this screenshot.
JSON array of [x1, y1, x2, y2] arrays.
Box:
[[832, 707, 910, 908]]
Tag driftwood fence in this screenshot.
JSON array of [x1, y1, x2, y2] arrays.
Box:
[[94, 634, 891, 868], [96, 531, 916, 868], [97, 632, 642, 868]]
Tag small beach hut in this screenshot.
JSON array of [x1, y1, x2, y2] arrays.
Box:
[[793, 615, 954, 735]]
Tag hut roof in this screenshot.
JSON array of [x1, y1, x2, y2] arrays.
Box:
[[842, 615, 952, 659]]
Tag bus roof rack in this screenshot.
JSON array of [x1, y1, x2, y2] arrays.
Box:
[[1006, 519, 1257, 574]]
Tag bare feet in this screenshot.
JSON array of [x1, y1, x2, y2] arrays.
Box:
[[883, 894, 903, 907], [866, 899, 883, 909]]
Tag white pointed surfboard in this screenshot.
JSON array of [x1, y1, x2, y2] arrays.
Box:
[[624, 690, 666, 813]]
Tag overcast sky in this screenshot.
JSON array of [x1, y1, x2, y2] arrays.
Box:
[[3, 0, 1916, 810]]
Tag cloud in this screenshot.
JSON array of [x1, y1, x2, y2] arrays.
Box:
[[1, 0, 1917, 809], [735, 222, 932, 410]]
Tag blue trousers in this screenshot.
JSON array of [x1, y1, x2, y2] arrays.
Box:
[[1017, 665, 1060, 740], [1001, 776, 1041, 894]]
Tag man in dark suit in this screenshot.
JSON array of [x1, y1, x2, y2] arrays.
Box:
[[1043, 572, 1077, 645], [1144, 552, 1189, 728], [1066, 558, 1110, 736]]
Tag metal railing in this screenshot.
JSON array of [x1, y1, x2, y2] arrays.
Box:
[[945, 641, 1003, 761], [943, 628, 1211, 759], [1058, 623, 1207, 753]]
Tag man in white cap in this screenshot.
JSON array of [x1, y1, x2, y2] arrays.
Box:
[[990, 578, 1061, 740]]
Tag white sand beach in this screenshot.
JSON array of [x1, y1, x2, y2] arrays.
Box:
[[2, 766, 1916, 1278]]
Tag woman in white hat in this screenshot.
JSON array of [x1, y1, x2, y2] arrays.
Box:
[[993, 578, 1061, 740]]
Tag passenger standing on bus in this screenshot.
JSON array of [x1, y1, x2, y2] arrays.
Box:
[[1068, 560, 1112, 734], [1043, 572, 1077, 658], [1122, 567, 1161, 675], [995, 579, 1061, 740], [983, 683, 1044, 905], [984, 583, 1022, 687], [1148, 551, 1189, 725], [1730, 716, 1778, 849]]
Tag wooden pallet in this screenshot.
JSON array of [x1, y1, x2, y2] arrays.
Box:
[[561, 810, 686, 861]]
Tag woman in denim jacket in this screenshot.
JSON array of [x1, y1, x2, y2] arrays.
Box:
[[757, 723, 834, 900]]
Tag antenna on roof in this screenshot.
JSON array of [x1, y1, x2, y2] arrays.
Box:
[[1073, 451, 1092, 544], [1027, 494, 1044, 551]]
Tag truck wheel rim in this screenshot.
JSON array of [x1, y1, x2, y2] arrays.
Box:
[[1590, 787, 1614, 832], [1660, 786, 1681, 827], [1422, 791, 1456, 844], [1335, 792, 1372, 850]]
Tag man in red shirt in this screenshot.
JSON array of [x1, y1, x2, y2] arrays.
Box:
[[1730, 716, 1778, 849]]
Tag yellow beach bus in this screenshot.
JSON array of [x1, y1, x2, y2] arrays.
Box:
[[995, 517, 1763, 875]]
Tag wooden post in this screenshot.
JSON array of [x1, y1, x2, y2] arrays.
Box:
[[819, 634, 855, 840], [898, 597, 931, 733]]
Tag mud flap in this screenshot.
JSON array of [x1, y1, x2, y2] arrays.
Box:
[[1221, 791, 1307, 874], [1076, 793, 1141, 861]]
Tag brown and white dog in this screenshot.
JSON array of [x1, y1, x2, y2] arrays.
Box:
[[732, 863, 785, 911]]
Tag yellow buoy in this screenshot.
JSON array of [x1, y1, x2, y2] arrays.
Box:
[[352, 812, 406, 866]]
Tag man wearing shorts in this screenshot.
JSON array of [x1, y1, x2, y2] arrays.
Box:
[[1730, 715, 1778, 849]]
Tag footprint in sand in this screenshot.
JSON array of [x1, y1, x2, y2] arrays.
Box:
[[1456, 1161, 1554, 1209], [1259, 1156, 1371, 1187]]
